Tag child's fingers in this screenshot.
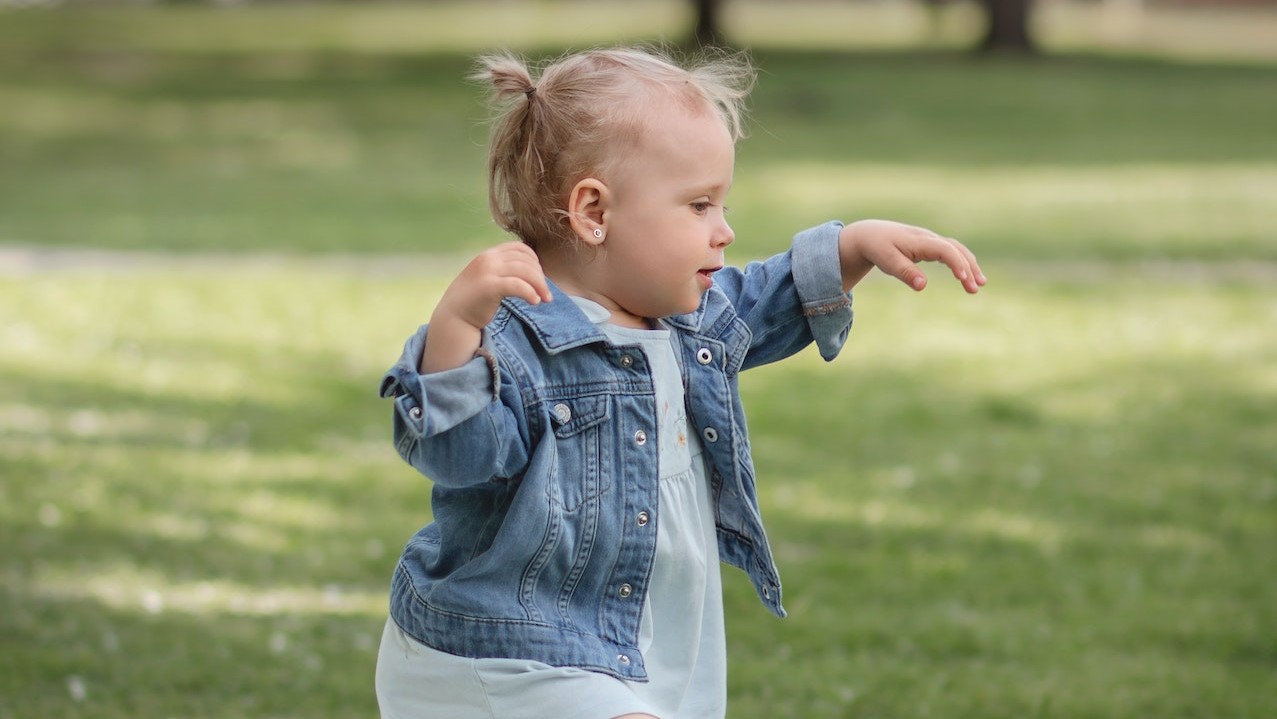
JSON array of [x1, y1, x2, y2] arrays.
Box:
[[510, 259, 553, 303], [947, 237, 987, 290], [884, 232, 983, 294], [494, 275, 550, 306], [926, 236, 982, 294], [874, 247, 931, 291], [523, 266, 553, 303], [492, 244, 553, 302], [520, 274, 553, 304]]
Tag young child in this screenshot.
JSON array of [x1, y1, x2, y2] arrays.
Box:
[[375, 47, 985, 719]]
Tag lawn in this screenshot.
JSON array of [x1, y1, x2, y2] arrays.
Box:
[[1, 2, 1275, 718]]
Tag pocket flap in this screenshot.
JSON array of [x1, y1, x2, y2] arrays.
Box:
[[549, 395, 610, 438]]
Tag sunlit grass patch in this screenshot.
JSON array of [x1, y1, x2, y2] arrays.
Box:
[[31, 563, 386, 619], [767, 482, 1071, 555]]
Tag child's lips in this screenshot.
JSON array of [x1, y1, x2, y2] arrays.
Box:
[[696, 266, 721, 288]]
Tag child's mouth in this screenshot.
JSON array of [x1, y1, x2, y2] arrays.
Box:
[[696, 267, 721, 289]]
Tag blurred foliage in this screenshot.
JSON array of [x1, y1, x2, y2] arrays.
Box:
[[1, 4, 1274, 259]]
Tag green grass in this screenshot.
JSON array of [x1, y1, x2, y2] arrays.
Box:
[[3, 264, 1273, 718], [2, 2, 1275, 717], [731, 273, 1276, 716]]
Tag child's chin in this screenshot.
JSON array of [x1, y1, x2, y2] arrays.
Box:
[[678, 296, 704, 315], [659, 292, 705, 318]]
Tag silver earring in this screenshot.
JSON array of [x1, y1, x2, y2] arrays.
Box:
[[592, 228, 603, 239]]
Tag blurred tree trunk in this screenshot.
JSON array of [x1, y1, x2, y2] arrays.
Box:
[[690, 0, 1037, 53], [979, 0, 1036, 53], [693, 0, 724, 46]]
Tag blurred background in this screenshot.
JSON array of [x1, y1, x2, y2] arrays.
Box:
[[1, 1, 1274, 717]]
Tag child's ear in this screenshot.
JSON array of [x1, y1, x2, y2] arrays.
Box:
[[567, 177, 608, 247]]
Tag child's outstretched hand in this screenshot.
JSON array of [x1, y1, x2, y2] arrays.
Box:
[[420, 242, 553, 374], [838, 220, 986, 294]]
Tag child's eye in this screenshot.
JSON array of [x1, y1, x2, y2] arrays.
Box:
[[691, 201, 711, 214]]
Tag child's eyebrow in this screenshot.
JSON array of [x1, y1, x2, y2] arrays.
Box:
[[685, 178, 732, 194]]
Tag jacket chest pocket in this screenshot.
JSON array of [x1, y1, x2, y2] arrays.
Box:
[[546, 395, 612, 512]]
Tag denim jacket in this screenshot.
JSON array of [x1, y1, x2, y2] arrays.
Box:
[[379, 221, 854, 680]]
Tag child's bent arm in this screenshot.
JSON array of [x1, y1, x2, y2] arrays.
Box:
[[421, 242, 552, 374], [838, 220, 986, 294], [382, 325, 531, 487], [420, 313, 484, 375]]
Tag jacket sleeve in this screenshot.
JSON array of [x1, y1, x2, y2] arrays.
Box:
[[712, 221, 854, 370], [378, 325, 530, 488]]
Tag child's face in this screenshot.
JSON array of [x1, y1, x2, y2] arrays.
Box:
[[593, 103, 736, 325]]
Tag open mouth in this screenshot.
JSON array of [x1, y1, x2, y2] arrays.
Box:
[[697, 266, 722, 279]]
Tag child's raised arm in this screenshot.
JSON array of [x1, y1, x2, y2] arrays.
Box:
[[837, 219, 986, 294], [420, 242, 553, 374]]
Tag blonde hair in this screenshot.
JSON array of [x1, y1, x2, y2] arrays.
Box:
[[473, 46, 755, 251]]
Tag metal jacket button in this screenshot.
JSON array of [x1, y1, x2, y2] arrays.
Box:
[[696, 348, 713, 365], [552, 403, 571, 424], [636, 511, 650, 527], [634, 430, 647, 445], [702, 427, 719, 443], [619, 355, 634, 368], [408, 406, 423, 420], [618, 583, 633, 598]]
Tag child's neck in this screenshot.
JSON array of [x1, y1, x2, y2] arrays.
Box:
[[544, 269, 651, 330], [575, 291, 652, 330]]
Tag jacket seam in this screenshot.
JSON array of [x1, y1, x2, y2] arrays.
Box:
[[803, 295, 852, 317]]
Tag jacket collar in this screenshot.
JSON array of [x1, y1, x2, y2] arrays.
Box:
[[503, 278, 707, 354]]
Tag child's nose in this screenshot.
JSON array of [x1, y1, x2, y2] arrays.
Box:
[[714, 219, 735, 248]]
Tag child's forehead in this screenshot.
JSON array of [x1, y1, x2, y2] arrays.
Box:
[[624, 91, 731, 145], [606, 103, 735, 190], [644, 98, 732, 145]]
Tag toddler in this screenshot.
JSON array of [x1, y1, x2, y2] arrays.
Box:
[[375, 46, 985, 719]]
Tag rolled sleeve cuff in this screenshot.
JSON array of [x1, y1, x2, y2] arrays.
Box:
[[790, 221, 854, 361], [378, 326, 499, 438]]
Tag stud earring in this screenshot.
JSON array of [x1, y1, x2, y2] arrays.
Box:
[[592, 228, 603, 239]]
